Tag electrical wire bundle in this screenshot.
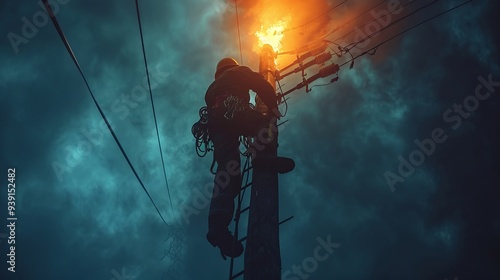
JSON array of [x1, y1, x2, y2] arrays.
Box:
[[191, 106, 213, 157]]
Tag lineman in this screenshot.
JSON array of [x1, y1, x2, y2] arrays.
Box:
[[204, 57, 295, 258]]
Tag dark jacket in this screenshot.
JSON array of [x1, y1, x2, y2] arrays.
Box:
[[205, 66, 277, 111]]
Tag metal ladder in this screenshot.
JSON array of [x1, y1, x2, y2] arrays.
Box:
[[227, 153, 253, 280], [227, 149, 294, 280]]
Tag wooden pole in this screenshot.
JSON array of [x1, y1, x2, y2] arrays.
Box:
[[244, 44, 281, 280]]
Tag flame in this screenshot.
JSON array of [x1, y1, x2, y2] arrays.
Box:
[[254, 16, 291, 53]]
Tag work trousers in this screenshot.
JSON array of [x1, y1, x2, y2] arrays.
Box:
[[207, 98, 273, 230]]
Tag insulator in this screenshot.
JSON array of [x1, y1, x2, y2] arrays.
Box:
[[299, 42, 328, 61], [314, 52, 332, 65], [319, 64, 340, 78]]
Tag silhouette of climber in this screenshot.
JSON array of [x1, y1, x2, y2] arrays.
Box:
[[205, 57, 295, 258]]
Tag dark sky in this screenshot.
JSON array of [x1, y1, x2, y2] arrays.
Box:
[[1, 0, 499, 280]]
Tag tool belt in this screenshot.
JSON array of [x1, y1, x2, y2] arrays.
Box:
[[212, 95, 246, 121]]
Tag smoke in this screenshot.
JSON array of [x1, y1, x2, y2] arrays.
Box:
[[215, 0, 434, 69]]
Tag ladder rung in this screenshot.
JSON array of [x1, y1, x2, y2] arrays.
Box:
[[231, 270, 244, 279], [278, 119, 289, 127], [241, 182, 252, 190], [239, 206, 250, 214], [242, 166, 253, 173], [279, 215, 294, 225]]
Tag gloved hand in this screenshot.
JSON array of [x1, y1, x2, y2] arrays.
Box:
[[269, 107, 282, 120]]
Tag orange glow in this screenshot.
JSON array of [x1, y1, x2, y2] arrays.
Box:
[[254, 16, 291, 54], [240, 0, 398, 69]]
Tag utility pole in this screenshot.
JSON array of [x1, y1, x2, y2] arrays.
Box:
[[244, 44, 281, 280]]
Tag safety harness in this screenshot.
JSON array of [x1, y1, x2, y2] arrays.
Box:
[[192, 95, 252, 174]]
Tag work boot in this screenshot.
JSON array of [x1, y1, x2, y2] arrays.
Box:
[[252, 156, 295, 174], [207, 227, 244, 258]]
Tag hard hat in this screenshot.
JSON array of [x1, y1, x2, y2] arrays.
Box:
[[215, 57, 239, 79]]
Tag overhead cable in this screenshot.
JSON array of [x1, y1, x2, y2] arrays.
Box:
[[42, 0, 169, 227]]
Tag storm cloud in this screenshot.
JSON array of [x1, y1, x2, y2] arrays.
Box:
[[1, 0, 499, 279]]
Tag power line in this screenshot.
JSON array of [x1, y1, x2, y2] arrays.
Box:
[[339, 0, 472, 67], [134, 0, 176, 221], [321, 0, 390, 40], [281, 0, 472, 97], [288, 0, 431, 60], [345, 0, 441, 51], [310, 0, 472, 90], [42, 0, 169, 227], [235, 0, 244, 64], [278, 0, 389, 55], [284, 0, 348, 33], [277, 0, 471, 98], [329, 0, 420, 43]]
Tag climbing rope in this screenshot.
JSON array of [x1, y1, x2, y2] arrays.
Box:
[[192, 106, 213, 158]]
